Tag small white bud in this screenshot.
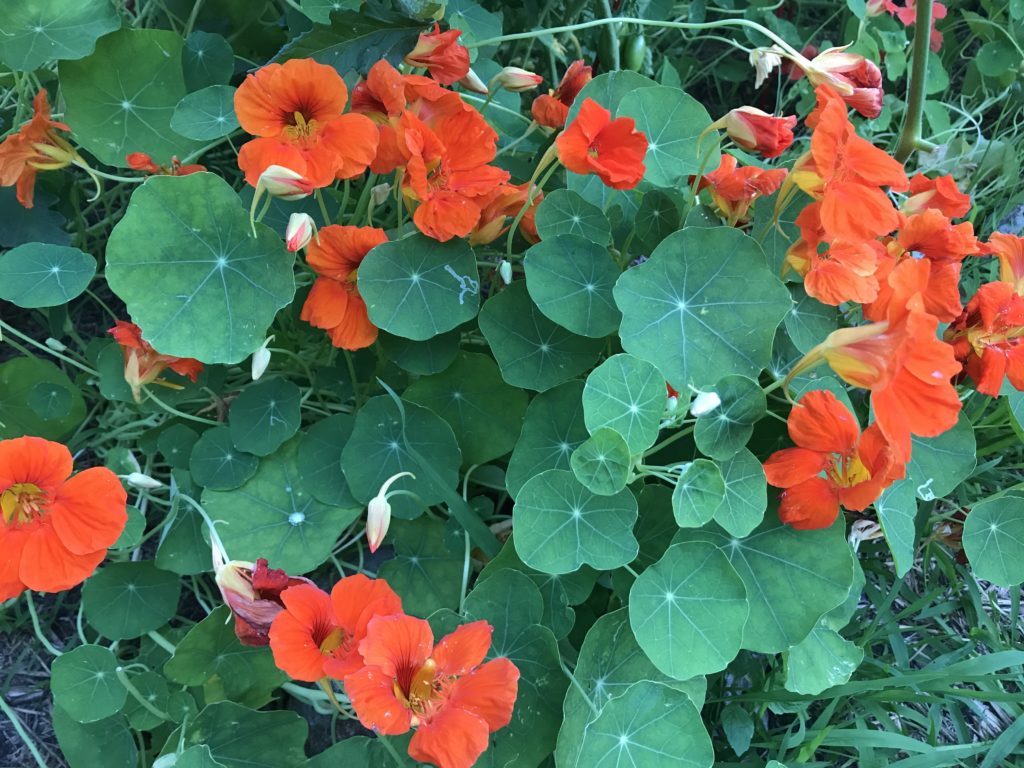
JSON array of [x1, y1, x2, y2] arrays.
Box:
[[371, 183, 392, 206], [458, 68, 489, 94], [689, 390, 722, 418], [251, 336, 274, 381], [257, 165, 314, 200], [498, 260, 513, 285], [285, 213, 315, 253], [366, 471, 415, 553], [45, 337, 68, 352], [492, 66, 544, 93], [666, 395, 678, 413], [124, 472, 163, 490]]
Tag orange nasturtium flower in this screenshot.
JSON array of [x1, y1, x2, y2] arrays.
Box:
[[531, 59, 593, 128], [404, 23, 471, 85], [710, 106, 797, 158], [0, 89, 88, 209], [126, 152, 206, 176], [300, 225, 388, 350], [346, 615, 519, 768], [983, 232, 1024, 296], [697, 153, 787, 227], [215, 557, 316, 646], [268, 576, 403, 682], [556, 98, 648, 190], [108, 321, 204, 403], [234, 58, 378, 189], [901, 173, 971, 219], [0, 437, 127, 601], [945, 281, 1024, 396], [764, 391, 905, 530], [469, 181, 542, 246]]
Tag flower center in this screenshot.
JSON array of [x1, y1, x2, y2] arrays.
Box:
[[1, 482, 46, 526], [392, 658, 448, 720], [284, 111, 319, 141], [827, 453, 871, 488], [317, 626, 349, 657]]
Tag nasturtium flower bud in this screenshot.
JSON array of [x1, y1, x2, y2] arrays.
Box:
[[366, 471, 415, 553], [285, 213, 315, 253], [493, 67, 543, 93], [498, 259, 513, 285], [371, 182, 392, 206], [124, 472, 163, 490], [258, 165, 315, 200], [712, 107, 797, 159], [689, 390, 722, 418], [459, 67, 489, 94], [251, 335, 274, 381]]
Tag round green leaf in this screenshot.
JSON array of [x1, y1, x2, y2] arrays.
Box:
[[535, 189, 611, 245], [576, 680, 714, 768], [228, 377, 302, 457], [105, 173, 295, 364], [82, 561, 182, 640], [583, 353, 666, 454], [785, 285, 838, 354], [635, 190, 683, 254], [203, 439, 362, 574], [111, 505, 146, 551], [189, 426, 258, 490], [171, 85, 240, 140], [359, 234, 480, 341], [158, 423, 200, 470], [711, 448, 767, 537], [0, 0, 120, 71], [784, 625, 864, 695], [693, 375, 766, 460], [615, 226, 792, 388], [378, 517, 463, 618], [523, 234, 622, 338], [963, 493, 1024, 586], [905, 413, 976, 501], [506, 380, 589, 498], [53, 710, 137, 768], [28, 382, 74, 420], [51, 645, 127, 724], [0, 357, 86, 439], [479, 281, 603, 391], [60, 29, 204, 166], [672, 459, 726, 528], [571, 427, 632, 495], [156, 496, 211, 575], [514, 469, 639, 574], [122, 671, 170, 730], [182, 31, 235, 91], [0, 244, 96, 308], [377, 329, 459, 375], [875, 478, 918, 578], [404, 351, 528, 465], [617, 85, 718, 187], [297, 414, 358, 507], [629, 541, 748, 679], [341, 395, 461, 519], [977, 41, 1019, 78], [566, 70, 657, 124]]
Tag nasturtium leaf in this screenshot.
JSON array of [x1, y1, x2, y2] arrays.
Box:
[[445, 0, 502, 59], [523, 234, 622, 338], [506, 380, 589, 498], [571, 427, 632, 496], [122, 671, 170, 730], [105, 173, 295, 364], [680, 518, 855, 653], [53, 709, 137, 768], [0, 357, 85, 439], [693, 375, 766, 460], [479, 281, 603, 391], [514, 469, 639, 574], [576, 680, 714, 768], [784, 624, 864, 695], [60, 29, 204, 166], [341, 395, 461, 519], [82, 562, 182, 640], [156, 497, 211, 576], [752, 189, 809, 278], [0, 0, 120, 71], [711, 448, 767, 537], [635, 190, 683, 254], [111, 505, 146, 551], [629, 541, 748, 679], [359, 235, 480, 340], [555, 609, 706, 768], [963, 493, 1024, 586], [378, 517, 462, 618], [228, 378, 302, 457], [905, 413, 976, 501], [158, 424, 200, 470], [462, 569, 568, 767], [203, 439, 361, 574], [785, 286, 838, 354], [278, 11, 424, 75], [615, 226, 792, 388], [162, 701, 308, 768], [296, 414, 357, 507], [51, 645, 127, 724], [617, 85, 718, 187], [672, 459, 726, 528], [164, 606, 286, 709], [377, 329, 460, 375], [299, 0, 362, 24], [172, 745, 226, 768], [189, 426, 258, 490], [0, 244, 96, 308], [875, 478, 918, 578], [171, 85, 240, 140], [404, 352, 528, 466], [182, 31, 235, 90], [583, 353, 666, 454], [566, 70, 657, 124], [0, 188, 70, 248], [721, 704, 754, 757], [534, 189, 612, 245], [305, 738, 399, 768], [630, 485, 677, 571]]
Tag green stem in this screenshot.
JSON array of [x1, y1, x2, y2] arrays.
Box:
[[25, 592, 63, 656], [116, 667, 172, 721], [0, 319, 98, 376], [314, 189, 332, 227], [557, 655, 599, 716], [505, 161, 558, 259], [0, 693, 49, 768], [377, 735, 408, 767], [894, 0, 935, 163], [598, 0, 621, 70], [142, 389, 222, 426]]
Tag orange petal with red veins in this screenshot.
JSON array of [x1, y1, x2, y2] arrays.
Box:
[[0, 436, 72, 492], [19, 523, 106, 593], [408, 706, 491, 768], [433, 621, 493, 675], [447, 657, 520, 730], [49, 467, 127, 555], [787, 390, 860, 454], [777, 477, 840, 530], [343, 664, 412, 735]]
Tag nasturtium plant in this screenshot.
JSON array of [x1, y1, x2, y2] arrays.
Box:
[[4, 1, 1024, 766]]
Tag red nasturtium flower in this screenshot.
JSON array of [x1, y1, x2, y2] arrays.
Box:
[[785, 209, 883, 305], [901, 173, 971, 219], [301, 225, 387, 350], [764, 391, 904, 530], [108, 321, 204, 403], [269, 576, 403, 682], [531, 60, 593, 128], [945, 281, 1024, 396], [712, 106, 797, 158], [404, 23, 471, 85], [800, 47, 884, 118], [868, 0, 947, 51], [697, 153, 787, 226], [984, 232, 1024, 296], [0, 437, 127, 601], [234, 58, 378, 189], [346, 615, 519, 768], [216, 557, 315, 646], [556, 98, 647, 190], [0, 89, 79, 209], [126, 152, 206, 176]]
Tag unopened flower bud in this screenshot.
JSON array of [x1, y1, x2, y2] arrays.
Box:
[[251, 336, 274, 381], [493, 67, 543, 93], [366, 471, 415, 553], [498, 260, 513, 285], [666, 395, 679, 412], [124, 472, 163, 490], [258, 165, 314, 200], [45, 337, 68, 352], [458, 68, 489, 94], [371, 182, 392, 206], [689, 390, 721, 418], [285, 213, 315, 253], [714, 107, 796, 159]]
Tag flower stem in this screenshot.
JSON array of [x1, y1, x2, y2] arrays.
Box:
[[116, 666, 172, 721], [0, 693, 49, 768], [894, 0, 935, 163], [25, 592, 63, 656]]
